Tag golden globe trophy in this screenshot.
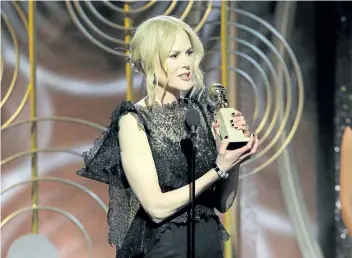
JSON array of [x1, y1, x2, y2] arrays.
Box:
[[208, 83, 250, 150]]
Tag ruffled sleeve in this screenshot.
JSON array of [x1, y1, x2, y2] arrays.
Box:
[[76, 100, 148, 249]]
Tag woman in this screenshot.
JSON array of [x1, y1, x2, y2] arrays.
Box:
[[77, 15, 258, 258]]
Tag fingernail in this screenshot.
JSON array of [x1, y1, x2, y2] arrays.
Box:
[[232, 112, 235, 116], [230, 119, 233, 123]]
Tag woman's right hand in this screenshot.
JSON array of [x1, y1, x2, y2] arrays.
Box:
[[212, 118, 259, 173], [215, 134, 258, 172]]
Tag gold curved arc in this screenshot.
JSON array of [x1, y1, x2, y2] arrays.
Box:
[[1, 177, 108, 212], [233, 51, 272, 136], [1, 116, 106, 132], [73, 0, 126, 45], [179, 0, 193, 20], [1, 84, 31, 129], [230, 67, 260, 124], [67, 0, 205, 55], [12, 1, 29, 30], [227, 8, 304, 177], [1, 205, 93, 258], [65, 0, 126, 56], [207, 11, 303, 177], [1, 148, 82, 166], [232, 37, 282, 144], [162, 0, 178, 16], [206, 23, 284, 149], [229, 24, 292, 161], [84, 0, 177, 32], [85, 0, 132, 31], [194, 0, 213, 33], [102, 0, 156, 14], [218, 21, 295, 173], [0, 44, 4, 82], [0, 13, 20, 109]]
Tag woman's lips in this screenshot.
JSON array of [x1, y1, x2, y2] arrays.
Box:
[[179, 72, 191, 81]]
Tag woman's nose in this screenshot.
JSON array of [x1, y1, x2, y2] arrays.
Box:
[[181, 55, 191, 68]]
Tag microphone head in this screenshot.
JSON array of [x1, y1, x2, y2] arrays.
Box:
[[185, 107, 200, 128]]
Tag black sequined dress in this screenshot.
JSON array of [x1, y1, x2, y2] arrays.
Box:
[[77, 94, 230, 257]]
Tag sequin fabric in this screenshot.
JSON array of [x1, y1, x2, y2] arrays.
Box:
[[77, 92, 230, 258]]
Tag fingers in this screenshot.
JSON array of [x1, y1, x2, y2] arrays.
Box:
[[250, 135, 259, 154], [218, 138, 229, 154], [231, 110, 242, 117], [212, 120, 221, 140], [212, 119, 220, 128], [237, 134, 255, 154], [230, 116, 248, 131], [230, 113, 250, 137], [243, 129, 250, 137], [238, 135, 259, 161]]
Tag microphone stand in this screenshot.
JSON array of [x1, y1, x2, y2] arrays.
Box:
[[184, 103, 200, 258], [188, 131, 197, 258]]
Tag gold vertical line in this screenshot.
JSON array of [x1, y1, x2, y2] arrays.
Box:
[[228, 2, 241, 257], [221, 1, 232, 258], [228, 3, 237, 108], [29, 0, 38, 234], [220, 1, 228, 89], [124, 4, 133, 101]]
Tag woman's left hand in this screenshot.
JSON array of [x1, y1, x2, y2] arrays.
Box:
[[230, 110, 250, 137]]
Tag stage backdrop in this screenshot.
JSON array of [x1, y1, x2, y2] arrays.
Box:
[[1, 1, 322, 258]]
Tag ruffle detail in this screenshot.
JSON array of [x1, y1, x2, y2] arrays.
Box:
[[76, 100, 147, 249]]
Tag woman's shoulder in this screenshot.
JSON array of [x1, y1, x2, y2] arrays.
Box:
[[111, 98, 145, 119], [116, 98, 149, 133]]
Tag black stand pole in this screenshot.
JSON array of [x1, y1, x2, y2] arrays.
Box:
[[184, 104, 200, 258], [188, 133, 197, 258]]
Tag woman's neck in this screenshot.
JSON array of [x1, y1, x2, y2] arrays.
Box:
[[154, 86, 180, 105]]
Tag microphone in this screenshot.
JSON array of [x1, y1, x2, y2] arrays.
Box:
[[185, 107, 200, 135]]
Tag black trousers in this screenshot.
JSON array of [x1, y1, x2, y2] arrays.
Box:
[[143, 218, 223, 258]]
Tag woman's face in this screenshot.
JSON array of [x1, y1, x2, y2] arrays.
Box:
[[154, 30, 195, 92]]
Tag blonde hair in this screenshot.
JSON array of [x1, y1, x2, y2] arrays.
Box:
[[127, 15, 205, 104]]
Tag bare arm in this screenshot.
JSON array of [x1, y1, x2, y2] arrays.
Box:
[[119, 113, 221, 223], [340, 126, 352, 235], [212, 164, 240, 213]]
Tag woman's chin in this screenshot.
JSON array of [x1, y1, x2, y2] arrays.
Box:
[[175, 81, 194, 91]]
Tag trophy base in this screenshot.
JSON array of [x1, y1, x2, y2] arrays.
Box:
[[216, 107, 250, 150], [227, 141, 249, 150]]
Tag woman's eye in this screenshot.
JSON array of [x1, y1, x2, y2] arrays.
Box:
[[187, 50, 194, 55], [170, 54, 178, 58]]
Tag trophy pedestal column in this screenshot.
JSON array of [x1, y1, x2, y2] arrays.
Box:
[[216, 108, 250, 150]]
